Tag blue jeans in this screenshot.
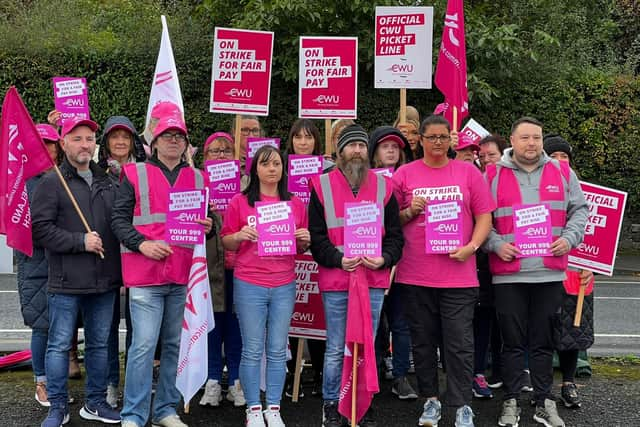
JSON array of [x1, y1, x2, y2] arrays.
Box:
[[208, 269, 242, 383], [46, 290, 116, 409], [31, 328, 48, 382], [234, 278, 296, 407], [107, 290, 121, 387], [387, 285, 412, 378], [322, 288, 385, 402], [121, 284, 186, 426]]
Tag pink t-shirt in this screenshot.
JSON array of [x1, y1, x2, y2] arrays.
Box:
[[392, 159, 495, 288], [220, 193, 308, 287]]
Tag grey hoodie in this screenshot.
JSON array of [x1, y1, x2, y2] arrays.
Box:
[[484, 148, 589, 284]]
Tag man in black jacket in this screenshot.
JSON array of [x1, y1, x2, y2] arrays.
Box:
[[32, 117, 122, 427]]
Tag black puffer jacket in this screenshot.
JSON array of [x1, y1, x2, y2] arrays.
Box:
[[32, 158, 122, 294], [16, 176, 49, 329], [555, 291, 594, 351]]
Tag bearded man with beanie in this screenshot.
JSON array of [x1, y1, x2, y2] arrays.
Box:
[[308, 124, 404, 427]]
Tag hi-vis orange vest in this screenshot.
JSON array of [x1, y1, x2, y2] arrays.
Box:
[[120, 162, 205, 287]]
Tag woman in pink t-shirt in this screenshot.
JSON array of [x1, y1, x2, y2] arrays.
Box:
[[221, 145, 310, 427], [391, 114, 495, 427]]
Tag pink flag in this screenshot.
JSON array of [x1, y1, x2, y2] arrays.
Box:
[[176, 243, 215, 405], [0, 87, 55, 256], [434, 0, 468, 130], [338, 267, 378, 423]]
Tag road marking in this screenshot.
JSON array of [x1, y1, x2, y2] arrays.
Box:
[[595, 297, 640, 300], [0, 329, 127, 333], [595, 334, 640, 338], [597, 281, 640, 284], [0, 290, 17, 293]]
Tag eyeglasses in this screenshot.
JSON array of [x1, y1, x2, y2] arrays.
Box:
[[240, 127, 261, 136], [206, 148, 233, 156], [421, 134, 451, 143], [159, 132, 187, 143]]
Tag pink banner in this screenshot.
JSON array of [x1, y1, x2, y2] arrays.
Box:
[[425, 200, 463, 254], [299, 37, 358, 119], [205, 160, 240, 214], [287, 155, 322, 205], [210, 28, 274, 116], [256, 201, 296, 256], [289, 254, 327, 340], [165, 189, 209, 245], [569, 182, 628, 276], [344, 203, 382, 258], [512, 204, 553, 258], [245, 137, 280, 175], [52, 77, 90, 126], [434, 0, 468, 129]]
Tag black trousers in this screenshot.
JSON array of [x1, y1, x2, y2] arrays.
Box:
[[494, 282, 563, 406], [397, 284, 478, 407]]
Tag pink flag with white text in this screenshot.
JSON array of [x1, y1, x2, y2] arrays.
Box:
[[176, 243, 215, 405], [434, 0, 468, 130], [338, 267, 378, 423], [0, 87, 55, 256]]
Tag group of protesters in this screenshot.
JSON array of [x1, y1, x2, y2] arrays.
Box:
[[14, 99, 595, 427]]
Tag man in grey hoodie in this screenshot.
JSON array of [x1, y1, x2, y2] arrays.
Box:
[[483, 117, 588, 427]]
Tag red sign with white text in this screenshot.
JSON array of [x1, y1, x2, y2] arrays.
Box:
[[210, 28, 274, 116], [289, 254, 326, 340], [568, 181, 627, 276], [299, 37, 358, 119]]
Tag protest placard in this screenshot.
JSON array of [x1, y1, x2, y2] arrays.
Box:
[[165, 189, 209, 245], [425, 200, 463, 254], [344, 203, 382, 257], [256, 201, 296, 256], [205, 160, 240, 214], [245, 137, 280, 174], [512, 204, 553, 258], [288, 155, 322, 205], [289, 254, 326, 340], [460, 118, 490, 144], [52, 77, 90, 125]]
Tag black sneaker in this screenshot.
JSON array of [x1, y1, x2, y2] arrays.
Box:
[[359, 406, 377, 427], [311, 374, 323, 398], [487, 375, 503, 389], [391, 376, 418, 400], [284, 373, 304, 398], [560, 383, 581, 409], [520, 369, 533, 393], [322, 401, 347, 427], [79, 401, 121, 424]]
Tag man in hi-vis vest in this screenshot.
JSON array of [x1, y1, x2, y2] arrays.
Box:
[[112, 113, 213, 427], [483, 117, 588, 427], [308, 124, 404, 427]]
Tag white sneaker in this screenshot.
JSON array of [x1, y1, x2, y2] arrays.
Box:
[[227, 379, 247, 406], [106, 384, 118, 408], [246, 406, 266, 427], [199, 379, 222, 407], [263, 405, 285, 427], [152, 414, 188, 427]]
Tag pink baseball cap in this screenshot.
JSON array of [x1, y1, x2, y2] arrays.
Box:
[[152, 114, 187, 139], [455, 134, 480, 152], [204, 132, 234, 152], [36, 124, 60, 142], [60, 117, 99, 139], [150, 101, 181, 120]]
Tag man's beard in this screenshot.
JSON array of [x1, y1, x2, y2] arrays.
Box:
[[340, 154, 369, 187]]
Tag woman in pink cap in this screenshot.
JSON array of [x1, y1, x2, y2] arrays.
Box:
[[198, 132, 246, 408]]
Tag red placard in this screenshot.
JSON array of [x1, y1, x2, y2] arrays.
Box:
[[568, 181, 628, 276], [210, 28, 274, 116], [298, 37, 358, 119], [289, 254, 326, 340]]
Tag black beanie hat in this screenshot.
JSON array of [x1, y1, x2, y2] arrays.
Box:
[[543, 134, 572, 160], [337, 124, 369, 154]]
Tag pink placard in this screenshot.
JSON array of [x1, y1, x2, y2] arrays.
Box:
[[569, 182, 628, 276], [371, 167, 393, 178], [288, 155, 322, 205], [245, 137, 280, 174], [205, 160, 240, 214], [52, 77, 90, 126], [289, 254, 326, 340], [256, 201, 296, 256], [460, 118, 490, 144], [299, 37, 358, 119], [513, 204, 553, 258], [425, 200, 463, 254], [210, 28, 274, 116], [165, 189, 209, 245], [343, 203, 382, 258]]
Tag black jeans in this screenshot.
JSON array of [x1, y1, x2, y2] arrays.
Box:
[[494, 282, 563, 406], [397, 284, 478, 407]]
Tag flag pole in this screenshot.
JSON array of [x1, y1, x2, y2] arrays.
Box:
[[453, 106, 458, 133], [52, 165, 104, 259], [399, 88, 407, 124], [325, 119, 332, 157], [292, 338, 305, 402], [351, 344, 359, 427], [573, 284, 586, 327], [234, 114, 242, 161], [184, 402, 190, 414]]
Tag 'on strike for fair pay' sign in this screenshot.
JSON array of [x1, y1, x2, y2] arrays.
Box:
[[374, 6, 434, 89], [298, 37, 358, 119], [210, 28, 274, 116]]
